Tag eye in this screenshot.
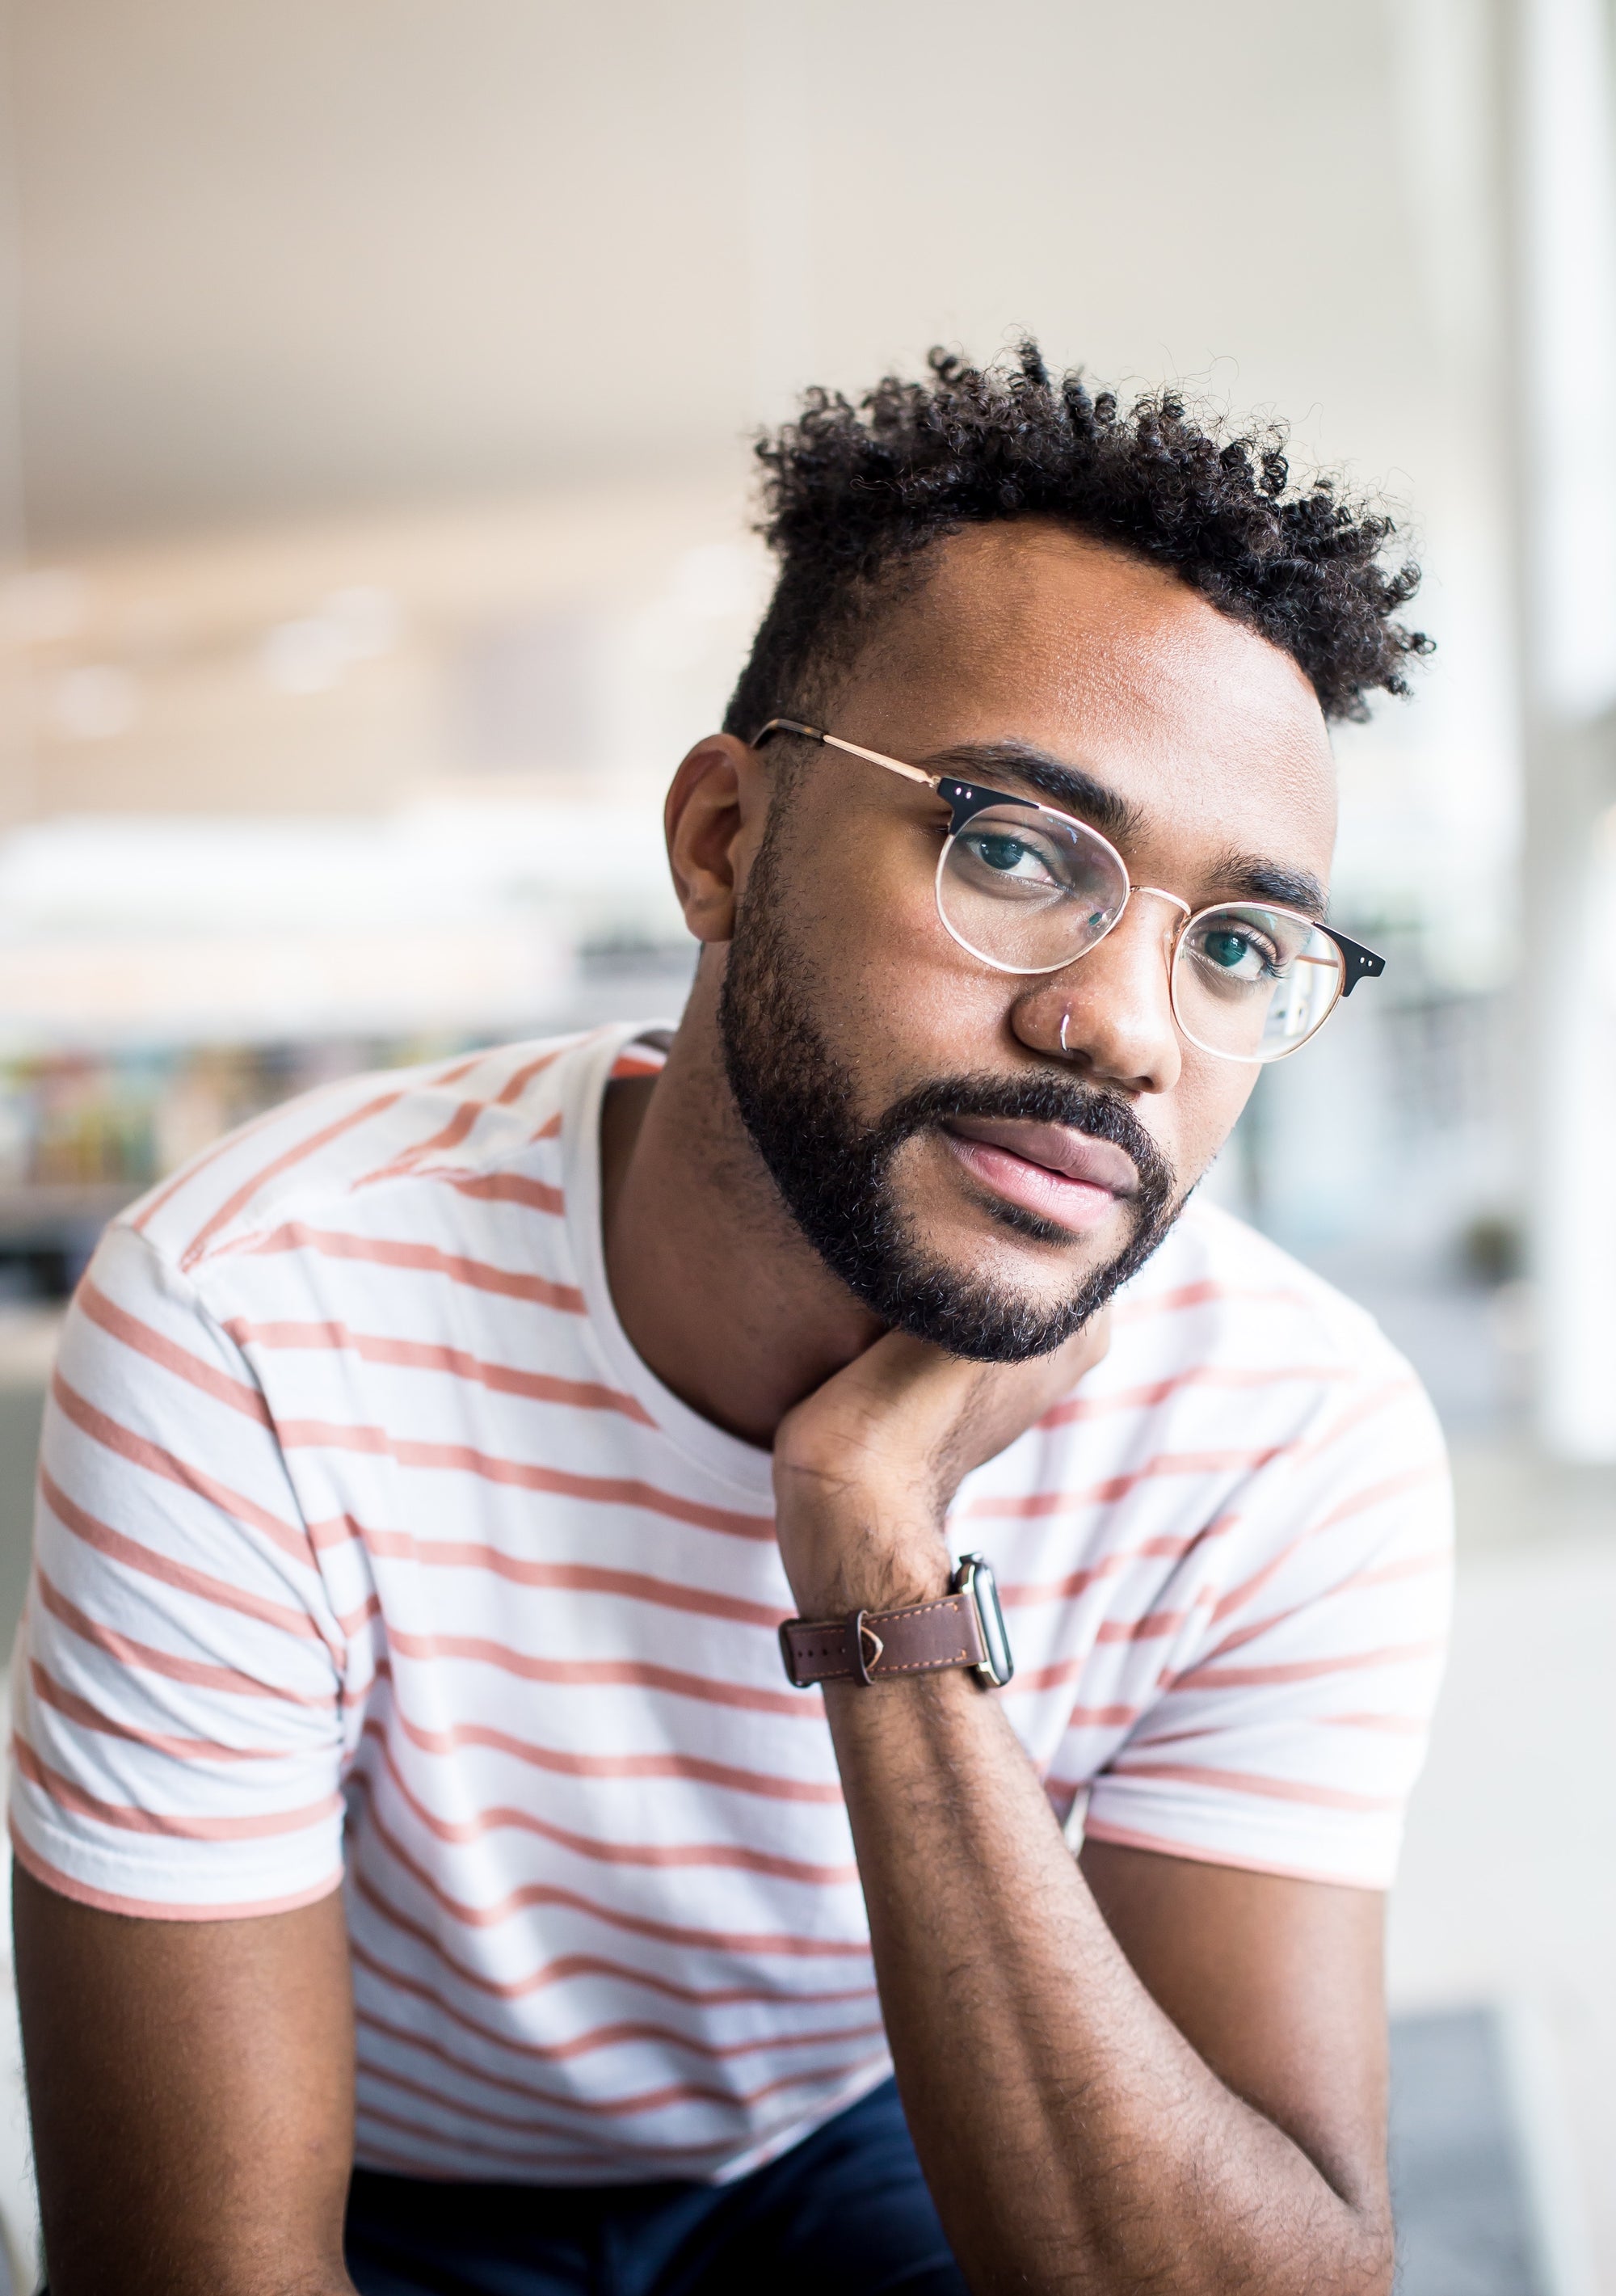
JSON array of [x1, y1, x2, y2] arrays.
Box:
[[960, 830, 1060, 886], [1205, 928, 1256, 970], [1189, 923, 1281, 982]]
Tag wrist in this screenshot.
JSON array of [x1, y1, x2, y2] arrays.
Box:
[[773, 1477, 950, 1620], [779, 1551, 1016, 1692], [783, 1528, 952, 1622]]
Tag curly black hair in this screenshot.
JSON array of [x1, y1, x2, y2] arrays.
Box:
[[723, 340, 1430, 739]]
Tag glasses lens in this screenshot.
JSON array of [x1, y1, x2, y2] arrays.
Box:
[[1172, 906, 1345, 1062], [938, 805, 1129, 973]]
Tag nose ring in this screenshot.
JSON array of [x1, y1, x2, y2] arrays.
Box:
[[1058, 1011, 1071, 1056]]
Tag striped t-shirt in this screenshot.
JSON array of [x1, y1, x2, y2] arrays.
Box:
[[10, 1023, 1452, 2185]]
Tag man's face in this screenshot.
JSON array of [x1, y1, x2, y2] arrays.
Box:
[[717, 523, 1338, 1359]]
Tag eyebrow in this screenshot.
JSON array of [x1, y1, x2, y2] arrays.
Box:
[[922, 742, 1144, 845], [923, 741, 1328, 921], [1211, 851, 1328, 919]]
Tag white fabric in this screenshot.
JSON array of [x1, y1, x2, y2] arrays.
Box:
[[9, 1023, 1451, 2182]]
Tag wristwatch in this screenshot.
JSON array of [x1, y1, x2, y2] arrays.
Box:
[[778, 1552, 1015, 1690]]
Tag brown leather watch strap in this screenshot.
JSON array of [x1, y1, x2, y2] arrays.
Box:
[[778, 1590, 987, 1688]]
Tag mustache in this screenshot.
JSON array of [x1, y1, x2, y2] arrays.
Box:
[[872, 1071, 1177, 1218]]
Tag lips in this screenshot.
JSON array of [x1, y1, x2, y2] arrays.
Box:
[[941, 1114, 1138, 1234]]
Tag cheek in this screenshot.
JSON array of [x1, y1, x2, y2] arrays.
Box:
[[1173, 1060, 1260, 1185], [791, 819, 988, 1035]]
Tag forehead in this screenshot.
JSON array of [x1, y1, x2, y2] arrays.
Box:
[[844, 520, 1338, 875]]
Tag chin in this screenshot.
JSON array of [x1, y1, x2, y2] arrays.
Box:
[[923, 1190, 1125, 1274], [872, 1232, 1107, 1362]]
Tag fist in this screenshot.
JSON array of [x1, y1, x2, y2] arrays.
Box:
[[772, 1312, 1110, 1618]]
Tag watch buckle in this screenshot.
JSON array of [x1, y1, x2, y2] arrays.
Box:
[[852, 1611, 885, 1684]]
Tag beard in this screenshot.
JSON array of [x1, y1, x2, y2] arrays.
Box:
[[718, 828, 1182, 1363]]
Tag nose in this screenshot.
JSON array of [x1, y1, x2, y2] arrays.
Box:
[[1012, 895, 1184, 1093]]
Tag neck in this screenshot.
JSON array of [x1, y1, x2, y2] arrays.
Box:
[[601, 965, 882, 1448]]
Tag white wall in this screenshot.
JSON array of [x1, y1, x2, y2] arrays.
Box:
[[7, 0, 1524, 940], [13, 0, 1494, 541]]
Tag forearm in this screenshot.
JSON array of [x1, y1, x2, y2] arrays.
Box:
[[825, 1671, 1391, 2296]]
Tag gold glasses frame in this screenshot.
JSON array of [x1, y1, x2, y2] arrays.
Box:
[[751, 717, 1386, 1066]]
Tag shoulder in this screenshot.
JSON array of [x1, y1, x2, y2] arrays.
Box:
[[982, 1199, 1446, 1520], [120, 1027, 620, 1280], [1108, 1199, 1416, 1394]]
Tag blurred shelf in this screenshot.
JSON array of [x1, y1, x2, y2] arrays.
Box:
[[0, 1182, 138, 1252]]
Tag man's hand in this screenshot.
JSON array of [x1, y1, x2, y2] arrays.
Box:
[[772, 1314, 1111, 1619]]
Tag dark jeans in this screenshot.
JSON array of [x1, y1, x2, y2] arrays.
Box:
[[343, 2078, 967, 2296]]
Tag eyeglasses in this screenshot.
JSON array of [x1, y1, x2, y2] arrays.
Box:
[[751, 718, 1385, 1066]]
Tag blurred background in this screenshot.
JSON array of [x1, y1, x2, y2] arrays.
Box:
[[0, 0, 1612, 2288]]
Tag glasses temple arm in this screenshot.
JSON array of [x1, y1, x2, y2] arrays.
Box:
[[751, 718, 937, 790]]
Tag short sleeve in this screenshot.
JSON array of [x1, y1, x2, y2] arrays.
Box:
[[1078, 1366, 1453, 1890], [9, 1221, 349, 1919]]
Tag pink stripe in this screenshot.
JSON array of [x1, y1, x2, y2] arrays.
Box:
[[356, 1780, 872, 1959], [494, 1043, 576, 1106], [437, 1054, 489, 1086], [1167, 1635, 1448, 1692], [1203, 1459, 1446, 1634], [50, 1370, 317, 1574], [276, 1424, 774, 1544], [78, 1282, 271, 1427], [13, 1730, 340, 1841], [9, 1824, 342, 1921], [1102, 1757, 1403, 1813], [437, 1171, 565, 1215], [128, 1095, 295, 1235], [224, 1315, 650, 1422], [180, 1089, 408, 1270], [355, 2134, 581, 2180], [1308, 1458, 1446, 1534], [1203, 1547, 1450, 1664], [1093, 1603, 1202, 1645], [1111, 1279, 1315, 1324], [384, 1624, 812, 1718], [1042, 1361, 1352, 1426], [356, 1095, 490, 1190], [354, 2096, 726, 2175], [238, 1221, 586, 1313], [350, 1864, 877, 2009], [1292, 1377, 1423, 1465], [999, 1520, 1236, 1608], [32, 1564, 335, 1709], [1079, 1817, 1381, 1891], [999, 1654, 1092, 1696], [386, 1703, 844, 1804], [359, 2037, 880, 2128], [962, 1450, 1292, 1522], [345, 1049, 530, 1190], [531, 1110, 563, 1141], [348, 1937, 881, 2067], [359, 2005, 875, 2123], [27, 1658, 278, 1762], [39, 1462, 335, 1651], [356, 2083, 626, 2163], [366, 1725, 857, 1885], [352, 1529, 785, 1627]]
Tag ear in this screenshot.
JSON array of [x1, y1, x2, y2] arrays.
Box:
[[663, 734, 770, 945]]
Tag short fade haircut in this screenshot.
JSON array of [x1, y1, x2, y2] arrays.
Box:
[[724, 339, 1430, 742]]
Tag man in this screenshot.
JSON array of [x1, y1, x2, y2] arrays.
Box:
[[13, 344, 1450, 2296]]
